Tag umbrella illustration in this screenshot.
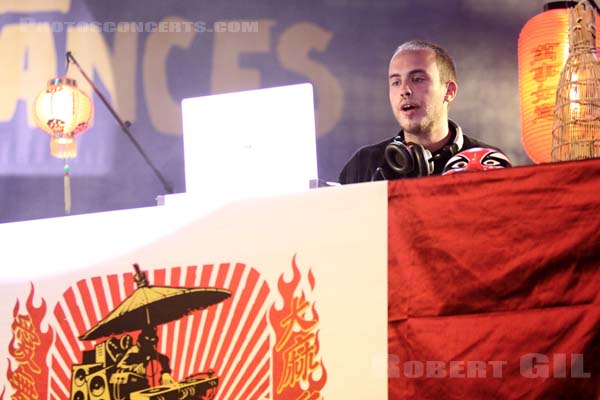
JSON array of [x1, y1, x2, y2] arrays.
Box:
[[80, 263, 231, 340]]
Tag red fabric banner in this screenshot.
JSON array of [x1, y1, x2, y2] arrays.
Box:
[[388, 159, 600, 399]]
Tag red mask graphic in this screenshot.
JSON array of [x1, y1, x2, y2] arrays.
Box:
[[442, 147, 512, 175]]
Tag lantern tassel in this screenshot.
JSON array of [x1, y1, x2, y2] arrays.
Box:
[[64, 164, 71, 215]]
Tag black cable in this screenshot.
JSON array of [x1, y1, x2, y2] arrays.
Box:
[[371, 166, 387, 181], [66, 51, 174, 194]]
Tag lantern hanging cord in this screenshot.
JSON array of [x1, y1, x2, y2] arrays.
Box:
[[65, 51, 174, 194], [63, 160, 71, 215]]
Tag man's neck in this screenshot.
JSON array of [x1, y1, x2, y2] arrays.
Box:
[[404, 125, 452, 153]]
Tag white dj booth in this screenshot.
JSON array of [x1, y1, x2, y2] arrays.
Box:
[[0, 84, 388, 400]]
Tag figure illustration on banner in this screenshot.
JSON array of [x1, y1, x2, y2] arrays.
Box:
[[5, 256, 328, 399], [69, 263, 231, 400]]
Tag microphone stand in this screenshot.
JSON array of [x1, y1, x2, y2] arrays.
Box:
[[66, 51, 174, 194]]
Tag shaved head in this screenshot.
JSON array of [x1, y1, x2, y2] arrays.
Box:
[[392, 40, 457, 84]]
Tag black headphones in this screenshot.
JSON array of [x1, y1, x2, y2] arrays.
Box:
[[384, 137, 459, 178]]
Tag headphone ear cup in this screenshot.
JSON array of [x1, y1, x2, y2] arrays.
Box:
[[448, 143, 459, 156], [385, 140, 414, 175], [412, 144, 433, 176]]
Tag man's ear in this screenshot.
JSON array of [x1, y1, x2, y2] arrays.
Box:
[[445, 81, 458, 103]]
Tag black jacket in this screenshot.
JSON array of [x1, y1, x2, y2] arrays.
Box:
[[338, 121, 499, 184]]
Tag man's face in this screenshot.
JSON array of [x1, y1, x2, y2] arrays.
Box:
[[140, 331, 158, 348], [388, 49, 454, 138]]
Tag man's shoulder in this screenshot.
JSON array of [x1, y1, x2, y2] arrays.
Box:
[[352, 136, 395, 158], [338, 136, 396, 184]]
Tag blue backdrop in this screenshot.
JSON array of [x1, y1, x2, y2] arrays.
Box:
[[0, 0, 543, 222]]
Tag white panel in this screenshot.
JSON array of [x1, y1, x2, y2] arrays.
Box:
[[0, 181, 387, 400]]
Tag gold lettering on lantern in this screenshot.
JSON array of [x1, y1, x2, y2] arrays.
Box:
[[530, 42, 561, 64], [531, 64, 561, 84], [528, 42, 563, 122], [530, 86, 556, 104], [143, 16, 196, 135], [534, 104, 555, 120]]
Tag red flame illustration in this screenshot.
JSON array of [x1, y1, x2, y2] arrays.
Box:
[[269, 255, 327, 399], [6, 283, 53, 399]]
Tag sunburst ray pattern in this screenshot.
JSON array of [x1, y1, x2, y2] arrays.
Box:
[[47, 263, 272, 400]]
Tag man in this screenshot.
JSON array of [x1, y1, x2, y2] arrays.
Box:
[[112, 326, 175, 391], [338, 40, 501, 184]]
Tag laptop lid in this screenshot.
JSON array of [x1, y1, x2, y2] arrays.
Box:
[[181, 83, 318, 204]]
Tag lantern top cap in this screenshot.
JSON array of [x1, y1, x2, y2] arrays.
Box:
[[47, 77, 77, 87], [544, 1, 577, 11], [544, 0, 600, 12]]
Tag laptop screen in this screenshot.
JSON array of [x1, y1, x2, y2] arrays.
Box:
[[181, 83, 318, 205]]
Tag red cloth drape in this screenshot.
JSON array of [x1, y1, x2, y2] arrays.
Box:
[[388, 159, 600, 399]]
